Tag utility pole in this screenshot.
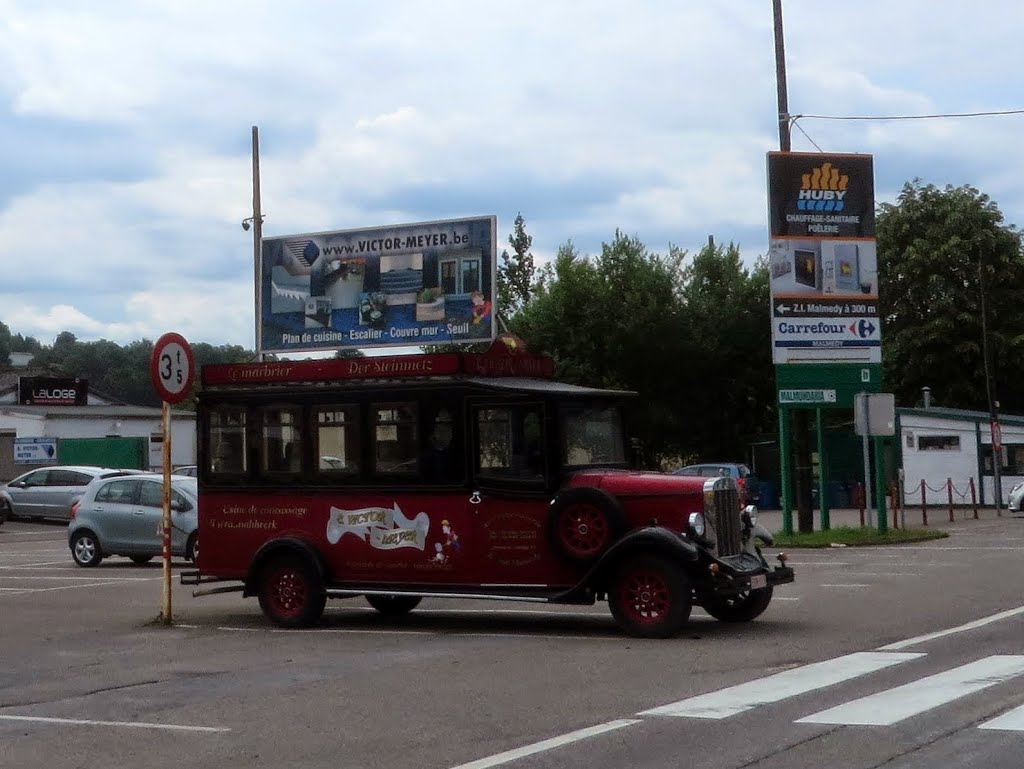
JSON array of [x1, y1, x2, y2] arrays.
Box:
[[772, 0, 813, 532], [772, 0, 791, 152], [979, 240, 1002, 511], [251, 125, 264, 362]]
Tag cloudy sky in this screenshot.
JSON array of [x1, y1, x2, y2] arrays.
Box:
[[1, 0, 1022, 351]]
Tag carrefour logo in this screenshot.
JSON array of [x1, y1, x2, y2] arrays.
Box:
[[797, 162, 849, 211]]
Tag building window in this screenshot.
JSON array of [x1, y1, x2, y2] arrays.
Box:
[[917, 435, 960, 451]]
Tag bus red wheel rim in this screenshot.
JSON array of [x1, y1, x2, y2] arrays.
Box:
[[558, 503, 609, 558], [267, 567, 308, 618], [618, 569, 672, 625]]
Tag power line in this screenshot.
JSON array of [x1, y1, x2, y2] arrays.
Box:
[[791, 119, 824, 152], [792, 108, 1024, 122]]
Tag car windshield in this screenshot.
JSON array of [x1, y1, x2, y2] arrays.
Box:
[[560, 402, 626, 467]]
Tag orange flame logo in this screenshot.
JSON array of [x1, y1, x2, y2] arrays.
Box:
[[801, 163, 848, 192]]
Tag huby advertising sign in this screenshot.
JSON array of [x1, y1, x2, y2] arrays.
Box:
[[766, 152, 881, 365]]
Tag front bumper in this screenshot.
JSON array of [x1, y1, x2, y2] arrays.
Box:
[[704, 552, 795, 596]]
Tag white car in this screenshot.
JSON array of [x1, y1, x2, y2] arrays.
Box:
[[1008, 481, 1024, 513], [0, 466, 145, 522]]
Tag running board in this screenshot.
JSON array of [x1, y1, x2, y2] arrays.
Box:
[[191, 584, 245, 597], [327, 587, 556, 603]]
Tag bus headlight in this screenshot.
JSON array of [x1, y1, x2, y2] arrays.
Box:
[[688, 512, 706, 537]]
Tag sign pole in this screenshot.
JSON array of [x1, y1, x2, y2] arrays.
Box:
[[858, 392, 873, 519], [149, 332, 195, 627], [874, 435, 887, 533], [779, 406, 793, 535], [160, 401, 172, 624]]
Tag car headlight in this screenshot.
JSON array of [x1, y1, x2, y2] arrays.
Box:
[[688, 511, 706, 537]]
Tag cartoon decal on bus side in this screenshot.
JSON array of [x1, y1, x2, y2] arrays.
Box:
[[326, 503, 463, 564]]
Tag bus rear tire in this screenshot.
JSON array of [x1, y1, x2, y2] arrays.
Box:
[[258, 554, 326, 628]]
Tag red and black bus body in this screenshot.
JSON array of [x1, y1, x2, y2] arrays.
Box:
[[183, 339, 793, 638]]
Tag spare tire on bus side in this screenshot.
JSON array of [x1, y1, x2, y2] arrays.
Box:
[[548, 487, 627, 565]]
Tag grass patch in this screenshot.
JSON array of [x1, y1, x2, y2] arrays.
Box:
[[770, 525, 949, 548]]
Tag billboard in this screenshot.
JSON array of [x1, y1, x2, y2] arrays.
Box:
[[767, 152, 880, 365], [18, 377, 88, 406], [260, 216, 497, 354]]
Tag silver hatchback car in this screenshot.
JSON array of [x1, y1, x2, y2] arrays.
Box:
[[68, 474, 199, 567], [0, 466, 144, 522]]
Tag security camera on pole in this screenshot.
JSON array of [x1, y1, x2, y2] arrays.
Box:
[[150, 332, 195, 625]]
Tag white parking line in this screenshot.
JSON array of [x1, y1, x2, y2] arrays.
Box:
[[878, 605, 1024, 650], [980, 703, 1024, 731], [0, 714, 228, 733], [0, 561, 73, 568], [0, 575, 156, 581], [639, 652, 923, 719], [797, 655, 1024, 726], [821, 584, 870, 588], [448, 719, 640, 769], [0, 580, 159, 595]]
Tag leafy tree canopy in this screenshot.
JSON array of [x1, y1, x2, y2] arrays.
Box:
[[877, 180, 1024, 412]]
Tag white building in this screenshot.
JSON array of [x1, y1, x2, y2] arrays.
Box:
[[897, 406, 1023, 507], [0, 376, 195, 480]]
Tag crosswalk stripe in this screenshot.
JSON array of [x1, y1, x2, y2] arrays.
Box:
[[797, 655, 1024, 726], [979, 704, 1024, 731], [638, 651, 923, 719]]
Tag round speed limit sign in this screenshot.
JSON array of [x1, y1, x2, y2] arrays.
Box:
[[150, 332, 195, 404]]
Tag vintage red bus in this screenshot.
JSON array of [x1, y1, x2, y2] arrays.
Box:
[[182, 337, 793, 638]]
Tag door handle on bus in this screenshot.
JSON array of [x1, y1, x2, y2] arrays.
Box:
[[469, 491, 482, 505]]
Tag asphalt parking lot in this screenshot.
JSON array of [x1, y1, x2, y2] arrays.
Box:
[[3, 511, 1024, 769]]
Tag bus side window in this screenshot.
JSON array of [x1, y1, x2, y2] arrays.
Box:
[[374, 403, 418, 475], [422, 406, 458, 482], [475, 405, 544, 481], [209, 407, 247, 475], [262, 406, 303, 474], [316, 405, 360, 476]]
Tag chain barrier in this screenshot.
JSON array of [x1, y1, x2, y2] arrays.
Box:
[[895, 477, 981, 525]]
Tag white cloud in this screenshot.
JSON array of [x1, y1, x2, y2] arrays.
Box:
[[1, 0, 1023, 349]]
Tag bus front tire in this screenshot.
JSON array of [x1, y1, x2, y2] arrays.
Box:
[[608, 555, 691, 638], [257, 554, 326, 628]]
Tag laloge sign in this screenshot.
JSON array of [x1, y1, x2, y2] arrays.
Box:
[[18, 377, 89, 406]]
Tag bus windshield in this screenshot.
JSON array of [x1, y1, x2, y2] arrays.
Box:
[[560, 403, 626, 467]]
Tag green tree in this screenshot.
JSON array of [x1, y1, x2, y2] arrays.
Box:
[[497, 212, 537, 322], [679, 241, 774, 460], [513, 231, 690, 465], [0, 321, 11, 365], [877, 180, 1024, 412]]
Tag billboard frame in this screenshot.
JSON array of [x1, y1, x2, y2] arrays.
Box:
[[258, 215, 497, 355]]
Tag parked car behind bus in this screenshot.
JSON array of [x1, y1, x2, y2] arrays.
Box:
[[672, 462, 760, 505], [0, 466, 145, 522], [68, 473, 199, 567]]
